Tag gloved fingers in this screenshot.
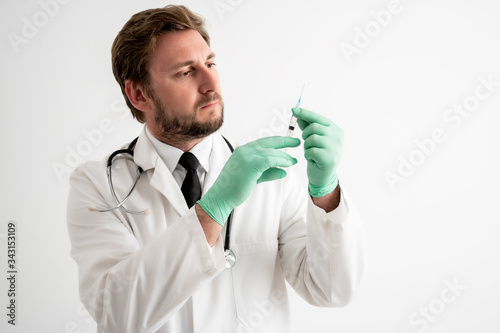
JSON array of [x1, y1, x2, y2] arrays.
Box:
[[249, 136, 301, 150], [292, 107, 332, 129], [304, 147, 337, 167], [301, 124, 328, 142], [303, 134, 329, 151], [253, 150, 298, 172], [225, 144, 297, 178], [296, 118, 310, 132], [300, 121, 344, 141], [256, 168, 287, 183], [198, 137, 300, 220]]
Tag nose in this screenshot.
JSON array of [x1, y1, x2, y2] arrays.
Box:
[[198, 65, 219, 94]]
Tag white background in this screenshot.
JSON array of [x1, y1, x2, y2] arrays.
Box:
[[1, 0, 499, 332]]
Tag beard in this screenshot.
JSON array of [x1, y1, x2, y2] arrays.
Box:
[[152, 92, 224, 144]]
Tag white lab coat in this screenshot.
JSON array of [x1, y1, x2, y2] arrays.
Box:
[[66, 128, 367, 333]]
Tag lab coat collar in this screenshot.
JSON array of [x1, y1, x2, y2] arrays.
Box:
[[133, 126, 232, 217]]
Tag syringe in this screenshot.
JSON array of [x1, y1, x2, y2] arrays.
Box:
[[286, 84, 305, 137]]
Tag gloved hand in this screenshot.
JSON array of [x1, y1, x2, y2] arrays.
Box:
[[197, 136, 300, 226], [292, 107, 344, 197]]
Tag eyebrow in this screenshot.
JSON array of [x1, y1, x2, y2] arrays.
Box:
[[169, 53, 215, 72]]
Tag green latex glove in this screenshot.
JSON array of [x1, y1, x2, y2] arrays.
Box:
[[292, 107, 344, 197], [197, 136, 300, 226]]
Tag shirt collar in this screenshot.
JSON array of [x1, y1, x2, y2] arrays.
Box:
[[145, 126, 212, 174]]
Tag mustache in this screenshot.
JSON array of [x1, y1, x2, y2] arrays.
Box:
[[195, 92, 223, 110]]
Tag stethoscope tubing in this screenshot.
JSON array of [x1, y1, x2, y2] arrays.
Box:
[[89, 135, 236, 267]]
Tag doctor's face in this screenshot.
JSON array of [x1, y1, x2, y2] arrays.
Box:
[[146, 29, 224, 142]]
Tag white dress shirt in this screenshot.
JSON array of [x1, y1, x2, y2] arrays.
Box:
[[145, 126, 212, 189]]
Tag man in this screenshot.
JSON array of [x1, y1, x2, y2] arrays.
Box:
[[67, 5, 366, 333]]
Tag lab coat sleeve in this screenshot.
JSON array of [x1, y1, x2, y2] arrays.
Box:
[[278, 176, 367, 307], [66, 164, 226, 332]]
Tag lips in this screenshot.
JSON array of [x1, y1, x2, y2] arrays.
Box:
[[197, 92, 223, 111], [200, 101, 219, 109]]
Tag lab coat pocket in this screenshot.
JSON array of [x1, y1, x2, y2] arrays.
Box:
[[230, 241, 281, 329]]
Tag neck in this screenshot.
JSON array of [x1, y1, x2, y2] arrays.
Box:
[[158, 136, 204, 152], [147, 125, 205, 152]]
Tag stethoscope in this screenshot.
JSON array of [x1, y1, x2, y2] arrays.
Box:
[[88, 136, 236, 269]]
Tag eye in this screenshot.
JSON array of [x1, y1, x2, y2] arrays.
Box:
[[207, 63, 217, 69], [180, 70, 192, 77]]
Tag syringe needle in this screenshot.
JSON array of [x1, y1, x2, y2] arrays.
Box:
[[295, 84, 305, 108]]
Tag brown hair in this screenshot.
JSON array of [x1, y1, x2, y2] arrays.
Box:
[[111, 5, 210, 123]]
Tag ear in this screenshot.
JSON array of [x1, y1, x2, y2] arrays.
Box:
[[125, 79, 153, 113]]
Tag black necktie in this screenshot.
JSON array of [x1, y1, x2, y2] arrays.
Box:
[[178, 152, 201, 208]]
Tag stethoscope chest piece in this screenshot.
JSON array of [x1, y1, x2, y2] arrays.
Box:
[[224, 249, 236, 269]]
